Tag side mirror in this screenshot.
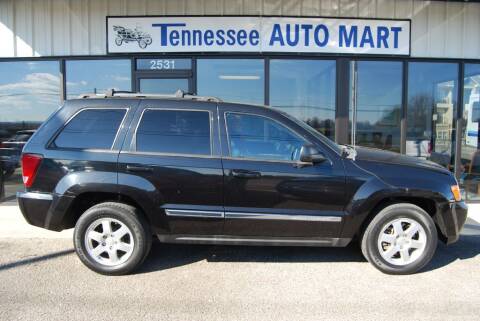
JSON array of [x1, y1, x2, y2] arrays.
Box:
[[299, 144, 327, 164]]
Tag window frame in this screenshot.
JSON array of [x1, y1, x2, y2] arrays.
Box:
[[223, 111, 309, 163], [48, 107, 128, 152], [132, 107, 214, 157]]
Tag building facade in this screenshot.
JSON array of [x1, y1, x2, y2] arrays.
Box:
[[0, 0, 479, 202]]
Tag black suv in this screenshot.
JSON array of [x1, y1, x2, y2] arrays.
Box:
[[18, 91, 467, 275]]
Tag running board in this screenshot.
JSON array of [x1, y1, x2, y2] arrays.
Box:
[[157, 234, 351, 247]]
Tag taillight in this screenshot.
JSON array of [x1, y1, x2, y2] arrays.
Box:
[[21, 154, 42, 188]]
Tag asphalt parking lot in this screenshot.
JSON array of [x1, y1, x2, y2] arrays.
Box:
[[0, 204, 479, 321]]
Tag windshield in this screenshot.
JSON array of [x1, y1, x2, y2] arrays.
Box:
[[279, 111, 343, 155]]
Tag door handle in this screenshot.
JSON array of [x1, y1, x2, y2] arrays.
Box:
[[231, 169, 261, 178], [126, 165, 154, 173]]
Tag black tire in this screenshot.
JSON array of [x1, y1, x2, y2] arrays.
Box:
[[73, 202, 151, 275], [361, 203, 438, 275]]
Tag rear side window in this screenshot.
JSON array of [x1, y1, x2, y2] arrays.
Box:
[[54, 109, 126, 149], [136, 109, 211, 155]]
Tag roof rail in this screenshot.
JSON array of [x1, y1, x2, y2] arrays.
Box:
[[78, 89, 222, 102]]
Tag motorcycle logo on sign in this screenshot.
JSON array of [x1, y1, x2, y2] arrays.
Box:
[[113, 25, 152, 49]]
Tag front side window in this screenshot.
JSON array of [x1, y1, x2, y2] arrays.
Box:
[[54, 109, 126, 149], [136, 109, 211, 155], [226, 113, 304, 161]]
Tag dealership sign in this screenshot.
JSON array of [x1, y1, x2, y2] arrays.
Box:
[[107, 16, 410, 55]]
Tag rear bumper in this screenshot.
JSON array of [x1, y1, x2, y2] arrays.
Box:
[[435, 201, 468, 245], [17, 191, 75, 231]]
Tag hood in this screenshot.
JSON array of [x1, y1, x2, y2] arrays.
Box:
[[353, 146, 450, 174]]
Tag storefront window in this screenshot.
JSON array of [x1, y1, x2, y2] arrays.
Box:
[[350, 61, 402, 152], [407, 62, 458, 170], [197, 59, 264, 104], [269, 60, 336, 140], [460, 64, 480, 201], [66, 59, 132, 98], [0, 60, 61, 203]]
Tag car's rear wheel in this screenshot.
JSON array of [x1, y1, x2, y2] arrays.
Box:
[[73, 202, 151, 275], [361, 203, 438, 275]]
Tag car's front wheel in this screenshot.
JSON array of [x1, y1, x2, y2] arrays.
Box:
[[361, 203, 438, 275], [73, 202, 151, 275]]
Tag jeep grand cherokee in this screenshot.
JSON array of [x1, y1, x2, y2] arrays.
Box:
[[17, 90, 467, 275]]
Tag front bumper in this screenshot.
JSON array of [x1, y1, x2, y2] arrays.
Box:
[[434, 200, 468, 245], [17, 191, 75, 231]]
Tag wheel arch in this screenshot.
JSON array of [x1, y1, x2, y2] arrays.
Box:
[[342, 184, 457, 245], [60, 192, 152, 230], [358, 196, 437, 238]]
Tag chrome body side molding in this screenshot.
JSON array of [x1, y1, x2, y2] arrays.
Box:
[[225, 212, 342, 222], [164, 208, 342, 222], [165, 209, 224, 218]]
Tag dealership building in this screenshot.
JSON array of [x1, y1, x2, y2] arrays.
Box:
[[0, 0, 479, 202]]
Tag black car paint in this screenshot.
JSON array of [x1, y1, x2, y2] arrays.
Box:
[[17, 98, 468, 246]]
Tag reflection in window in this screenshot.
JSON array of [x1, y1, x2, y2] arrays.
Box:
[[270, 60, 336, 141], [226, 113, 304, 161], [139, 78, 189, 94], [407, 62, 458, 171], [54, 109, 126, 150], [0, 61, 60, 203], [350, 61, 402, 152], [197, 59, 264, 104], [136, 110, 211, 155], [460, 64, 480, 201], [66, 59, 131, 98]]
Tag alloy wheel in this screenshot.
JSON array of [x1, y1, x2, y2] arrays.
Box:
[[84, 218, 135, 267], [377, 217, 427, 266]]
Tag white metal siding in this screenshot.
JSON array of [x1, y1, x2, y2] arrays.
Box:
[[0, 0, 479, 58]]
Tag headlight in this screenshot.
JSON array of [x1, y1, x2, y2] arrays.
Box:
[[451, 185, 461, 202]]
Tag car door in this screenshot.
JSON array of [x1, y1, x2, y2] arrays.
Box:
[[118, 99, 224, 236], [219, 103, 346, 238]]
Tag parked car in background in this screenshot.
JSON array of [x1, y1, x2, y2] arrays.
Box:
[[17, 91, 467, 276], [0, 130, 35, 178]]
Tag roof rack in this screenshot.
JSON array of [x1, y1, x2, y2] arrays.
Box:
[[78, 89, 222, 102]]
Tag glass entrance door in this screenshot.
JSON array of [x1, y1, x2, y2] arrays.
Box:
[[138, 78, 190, 94], [349, 61, 403, 152], [135, 58, 193, 95]]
